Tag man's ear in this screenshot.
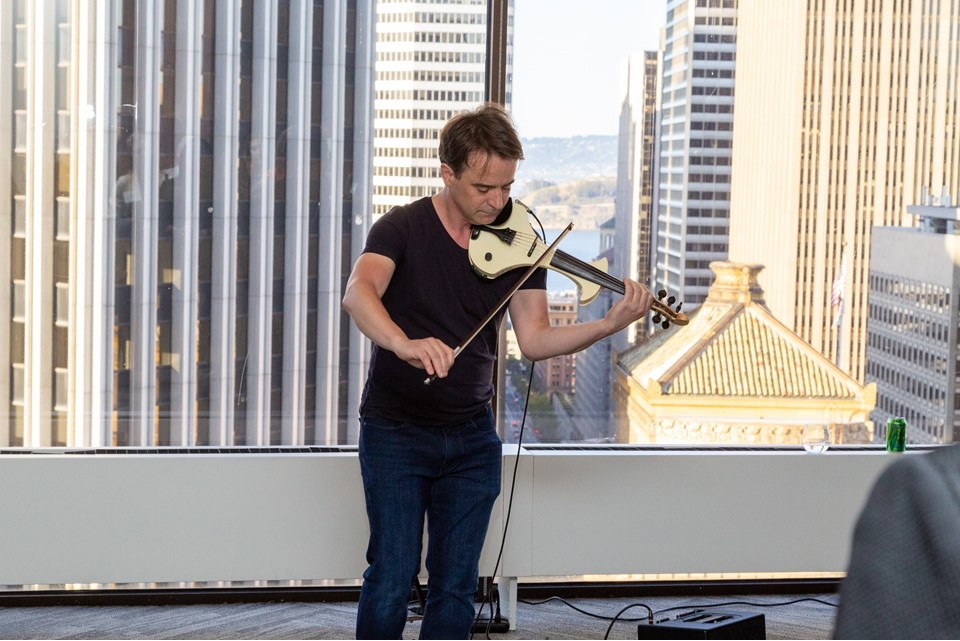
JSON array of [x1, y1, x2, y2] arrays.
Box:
[[439, 163, 455, 186]]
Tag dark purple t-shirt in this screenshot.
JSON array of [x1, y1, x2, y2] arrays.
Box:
[[359, 197, 547, 426]]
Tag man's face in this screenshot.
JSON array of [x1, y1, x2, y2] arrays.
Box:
[[441, 151, 517, 226]]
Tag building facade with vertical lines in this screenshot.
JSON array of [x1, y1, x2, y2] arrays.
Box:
[[654, 0, 738, 312], [614, 49, 660, 351], [373, 0, 511, 217], [0, 0, 375, 447], [728, 0, 960, 382]]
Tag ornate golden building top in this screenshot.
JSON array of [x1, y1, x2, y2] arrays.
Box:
[[620, 262, 864, 398], [615, 262, 875, 444]]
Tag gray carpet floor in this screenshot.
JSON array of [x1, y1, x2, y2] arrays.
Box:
[[0, 593, 838, 639]]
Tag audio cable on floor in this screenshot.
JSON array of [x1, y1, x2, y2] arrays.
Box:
[[518, 594, 839, 639]]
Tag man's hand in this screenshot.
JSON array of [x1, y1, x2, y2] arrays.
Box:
[[395, 337, 456, 378], [604, 279, 654, 333]]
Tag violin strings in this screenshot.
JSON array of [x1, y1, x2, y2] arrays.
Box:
[[550, 252, 676, 319], [483, 225, 677, 319], [550, 252, 624, 294]]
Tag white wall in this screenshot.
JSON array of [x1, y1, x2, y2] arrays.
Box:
[[0, 446, 898, 587]]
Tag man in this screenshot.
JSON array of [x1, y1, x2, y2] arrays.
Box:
[[342, 103, 654, 639]]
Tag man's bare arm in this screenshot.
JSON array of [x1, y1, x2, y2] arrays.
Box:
[[508, 279, 654, 362], [342, 253, 455, 378]]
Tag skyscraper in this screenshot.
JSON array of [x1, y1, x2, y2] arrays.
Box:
[[728, 0, 960, 380], [653, 0, 738, 311], [532, 292, 578, 396], [1, 0, 375, 447], [373, 0, 510, 217], [569, 50, 661, 439], [615, 50, 660, 349]]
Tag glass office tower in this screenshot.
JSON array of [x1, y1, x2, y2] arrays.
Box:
[[0, 0, 375, 447]]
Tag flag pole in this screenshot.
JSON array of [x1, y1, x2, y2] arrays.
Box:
[[832, 242, 848, 368], [836, 299, 843, 367]]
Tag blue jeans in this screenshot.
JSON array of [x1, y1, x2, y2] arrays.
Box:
[[355, 406, 502, 640]]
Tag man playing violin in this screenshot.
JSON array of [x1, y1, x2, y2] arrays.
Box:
[[342, 102, 654, 639]]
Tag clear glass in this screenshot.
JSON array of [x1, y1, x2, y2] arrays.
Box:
[[801, 425, 830, 454], [2, 0, 958, 452]]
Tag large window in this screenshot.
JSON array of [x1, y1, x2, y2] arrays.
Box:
[[3, 0, 960, 451]]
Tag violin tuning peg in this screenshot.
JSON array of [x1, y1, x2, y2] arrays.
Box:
[[657, 289, 667, 299], [667, 296, 676, 305], [652, 313, 662, 324], [661, 320, 670, 330], [675, 302, 683, 311]]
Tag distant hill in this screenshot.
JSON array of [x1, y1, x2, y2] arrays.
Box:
[[515, 135, 618, 230], [517, 177, 617, 230], [518, 135, 618, 184]]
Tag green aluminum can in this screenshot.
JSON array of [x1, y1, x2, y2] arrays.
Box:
[[886, 417, 906, 452]]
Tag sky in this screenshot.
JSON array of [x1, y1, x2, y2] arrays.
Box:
[[511, 0, 667, 139]]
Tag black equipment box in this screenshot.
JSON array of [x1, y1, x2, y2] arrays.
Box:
[[637, 609, 765, 639]]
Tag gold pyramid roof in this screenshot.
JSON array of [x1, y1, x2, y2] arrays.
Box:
[[615, 262, 876, 444], [619, 262, 865, 400]]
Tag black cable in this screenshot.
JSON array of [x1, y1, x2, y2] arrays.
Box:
[[519, 593, 839, 638], [603, 603, 654, 640], [470, 359, 537, 639], [519, 596, 649, 622], [475, 211, 581, 638], [653, 596, 839, 618], [529, 207, 547, 243]]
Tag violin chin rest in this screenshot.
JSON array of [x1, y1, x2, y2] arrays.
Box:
[[491, 198, 514, 226]]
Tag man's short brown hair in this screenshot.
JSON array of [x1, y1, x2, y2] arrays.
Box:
[[438, 102, 524, 177]]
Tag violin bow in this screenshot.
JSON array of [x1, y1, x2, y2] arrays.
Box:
[[424, 222, 574, 385]]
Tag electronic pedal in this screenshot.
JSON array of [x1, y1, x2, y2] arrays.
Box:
[[637, 609, 765, 640]]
